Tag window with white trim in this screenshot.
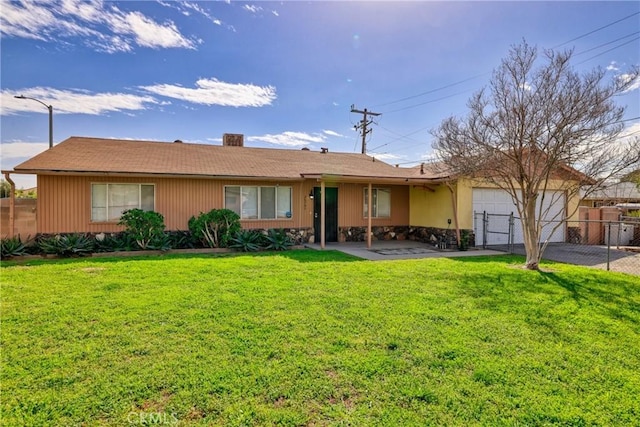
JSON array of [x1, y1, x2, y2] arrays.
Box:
[[225, 186, 292, 220], [91, 183, 155, 222], [363, 188, 391, 218]]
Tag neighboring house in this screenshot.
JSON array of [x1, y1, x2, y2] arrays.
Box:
[[581, 181, 640, 208], [3, 135, 584, 247]]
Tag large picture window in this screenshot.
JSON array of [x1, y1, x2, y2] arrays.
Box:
[[364, 188, 391, 218], [225, 186, 292, 220], [91, 183, 155, 222]]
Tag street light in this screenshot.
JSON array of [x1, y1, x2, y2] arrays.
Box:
[[14, 95, 53, 149]]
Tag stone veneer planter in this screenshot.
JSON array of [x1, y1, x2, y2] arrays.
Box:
[[337, 226, 475, 248]]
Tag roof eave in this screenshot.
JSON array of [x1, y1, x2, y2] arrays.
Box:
[[8, 169, 305, 182], [8, 169, 454, 184], [301, 173, 452, 184]]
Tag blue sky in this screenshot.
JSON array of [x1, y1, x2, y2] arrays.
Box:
[[1, 0, 639, 189]]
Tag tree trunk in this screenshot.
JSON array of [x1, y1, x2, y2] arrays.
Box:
[[521, 199, 541, 270]]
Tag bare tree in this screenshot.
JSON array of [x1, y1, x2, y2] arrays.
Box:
[[432, 41, 640, 270]]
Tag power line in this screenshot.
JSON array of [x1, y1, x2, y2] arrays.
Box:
[[552, 11, 640, 49], [573, 31, 640, 56], [372, 73, 488, 109], [617, 116, 640, 123], [357, 12, 639, 157], [382, 89, 474, 115], [380, 27, 638, 116], [370, 12, 639, 115], [368, 124, 425, 152], [575, 36, 640, 65]]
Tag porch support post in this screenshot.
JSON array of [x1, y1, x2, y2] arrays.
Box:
[[367, 182, 372, 249], [446, 181, 461, 246], [3, 172, 15, 238], [320, 180, 326, 249]]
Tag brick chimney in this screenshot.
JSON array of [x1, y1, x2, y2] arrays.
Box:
[[223, 133, 244, 147]]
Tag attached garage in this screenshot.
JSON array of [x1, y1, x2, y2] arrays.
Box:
[[472, 188, 566, 245]]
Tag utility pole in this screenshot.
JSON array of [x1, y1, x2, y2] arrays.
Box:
[[351, 105, 381, 154]]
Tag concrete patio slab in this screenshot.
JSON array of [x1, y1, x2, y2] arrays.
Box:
[[305, 240, 503, 261]]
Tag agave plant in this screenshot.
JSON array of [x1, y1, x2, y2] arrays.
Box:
[[263, 229, 293, 251], [0, 235, 28, 259], [38, 234, 94, 257], [230, 230, 264, 252]]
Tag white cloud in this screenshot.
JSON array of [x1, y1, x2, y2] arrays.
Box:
[[60, 0, 103, 23], [272, 10, 279, 17], [620, 122, 640, 139], [368, 152, 405, 163], [243, 5, 263, 13], [158, 1, 224, 27], [107, 8, 195, 50], [420, 152, 439, 162], [248, 131, 325, 147], [0, 0, 58, 40], [0, 141, 49, 160], [519, 82, 532, 91], [606, 61, 619, 71], [141, 78, 277, 107], [89, 35, 133, 54], [322, 130, 344, 137], [2, 88, 158, 115], [0, 141, 43, 188], [0, 0, 197, 52], [618, 72, 640, 93], [181, 2, 222, 26]]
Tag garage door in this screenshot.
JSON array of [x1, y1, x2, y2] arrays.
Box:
[[472, 188, 565, 245]]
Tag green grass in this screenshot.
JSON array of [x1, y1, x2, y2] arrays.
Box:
[[1, 251, 639, 426]]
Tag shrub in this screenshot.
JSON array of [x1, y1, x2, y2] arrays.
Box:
[[264, 228, 293, 251], [230, 230, 264, 252], [118, 209, 166, 250], [0, 179, 10, 198], [38, 234, 94, 257], [458, 229, 470, 251], [1, 235, 28, 259], [188, 209, 240, 248]]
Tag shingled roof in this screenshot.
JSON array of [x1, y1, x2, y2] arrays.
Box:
[[13, 136, 446, 182]]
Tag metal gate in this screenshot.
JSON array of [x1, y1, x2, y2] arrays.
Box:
[[474, 211, 515, 252]]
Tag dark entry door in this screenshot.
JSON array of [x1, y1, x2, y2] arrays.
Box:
[[313, 187, 338, 243]]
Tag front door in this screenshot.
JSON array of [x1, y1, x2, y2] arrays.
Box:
[[313, 187, 338, 243]]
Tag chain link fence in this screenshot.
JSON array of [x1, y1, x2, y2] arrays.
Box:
[[474, 211, 640, 275]]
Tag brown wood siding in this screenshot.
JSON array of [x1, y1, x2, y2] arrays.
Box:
[[336, 183, 409, 227], [36, 175, 316, 234]]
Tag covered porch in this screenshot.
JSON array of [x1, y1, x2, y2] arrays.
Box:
[[303, 169, 456, 250]]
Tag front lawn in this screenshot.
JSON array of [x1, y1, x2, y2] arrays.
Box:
[[2, 251, 639, 426]]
